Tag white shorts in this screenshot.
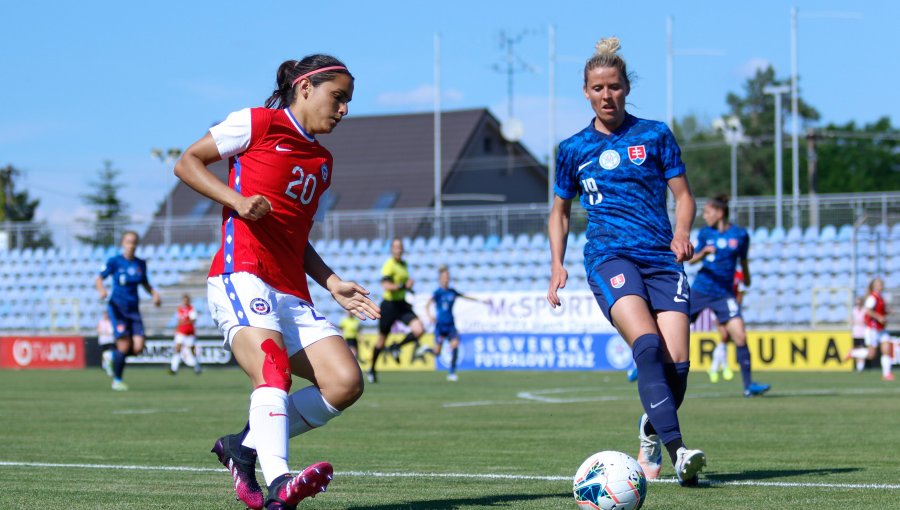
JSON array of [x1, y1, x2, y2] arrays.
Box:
[[864, 327, 890, 348], [207, 272, 341, 357], [174, 333, 196, 347]]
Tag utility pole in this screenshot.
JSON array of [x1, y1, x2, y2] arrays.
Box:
[[806, 129, 819, 230]]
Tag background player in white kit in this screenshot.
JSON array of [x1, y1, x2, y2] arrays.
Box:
[[176, 55, 379, 510]]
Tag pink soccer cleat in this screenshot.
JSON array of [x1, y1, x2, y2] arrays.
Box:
[[211, 433, 264, 510], [265, 462, 334, 509]]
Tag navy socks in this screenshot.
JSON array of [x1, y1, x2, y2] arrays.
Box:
[[632, 334, 681, 448]]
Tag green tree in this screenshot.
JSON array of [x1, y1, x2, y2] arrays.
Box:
[[677, 66, 820, 199], [77, 160, 130, 247], [813, 117, 900, 193], [0, 165, 54, 249]]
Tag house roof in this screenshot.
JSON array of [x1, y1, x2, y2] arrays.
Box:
[[318, 108, 491, 210]]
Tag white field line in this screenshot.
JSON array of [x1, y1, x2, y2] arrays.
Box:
[[1, 461, 899, 490], [444, 386, 900, 408]]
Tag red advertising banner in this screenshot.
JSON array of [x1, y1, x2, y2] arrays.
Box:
[[0, 336, 85, 369]]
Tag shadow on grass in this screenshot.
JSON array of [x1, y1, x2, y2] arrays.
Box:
[[344, 491, 572, 509], [707, 467, 861, 483]]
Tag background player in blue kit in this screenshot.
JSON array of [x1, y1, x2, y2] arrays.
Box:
[[689, 195, 770, 398], [547, 37, 705, 485], [94, 230, 161, 391], [419, 265, 484, 381]]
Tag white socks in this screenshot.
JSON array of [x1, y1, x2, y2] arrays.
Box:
[[711, 343, 727, 371], [240, 386, 341, 484], [246, 387, 290, 486], [287, 386, 342, 437], [882, 355, 893, 378]]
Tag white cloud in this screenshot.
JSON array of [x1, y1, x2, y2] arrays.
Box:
[[735, 58, 771, 78], [376, 85, 463, 107]]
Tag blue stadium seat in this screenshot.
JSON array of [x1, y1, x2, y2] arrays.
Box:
[[752, 226, 769, 244], [836, 224, 853, 241], [819, 224, 837, 242], [514, 233, 530, 249], [409, 236, 427, 253], [499, 235, 515, 250], [455, 235, 471, 252], [856, 224, 872, 241], [873, 223, 889, 240], [802, 226, 819, 243], [484, 234, 500, 251], [425, 236, 441, 252], [768, 227, 785, 243], [469, 235, 485, 252], [785, 226, 802, 243], [530, 233, 546, 249], [891, 223, 900, 240]]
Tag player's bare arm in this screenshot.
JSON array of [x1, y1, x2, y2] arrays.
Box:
[[547, 196, 572, 308], [305, 241, 380, 320], [175, 133, 272, 221], [667, 175, 696, 262]]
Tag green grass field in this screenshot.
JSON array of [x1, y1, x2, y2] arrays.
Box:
[[1, 367, 899, 509]]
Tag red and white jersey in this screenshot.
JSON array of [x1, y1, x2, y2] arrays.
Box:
[[864, 291, 886, 330], [208, 107, 333, 302], [176, 304, 198, 335]]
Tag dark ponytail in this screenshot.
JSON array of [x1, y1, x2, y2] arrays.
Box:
[[708, 194, 730, 220], [264, 54, 353, 109]]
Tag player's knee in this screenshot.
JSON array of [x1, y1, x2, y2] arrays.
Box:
[[260, 339, 292, 392], [325, 365, 364, 410]]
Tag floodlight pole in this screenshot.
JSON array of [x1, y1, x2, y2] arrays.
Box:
[[151, 147, 182, 246], [548, 24, 556, 208], [433, 32, 443, 239], [763, 85, 789, 231], [790, 6, 800, 229]]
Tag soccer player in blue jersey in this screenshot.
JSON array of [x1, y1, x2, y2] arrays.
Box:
[[689, 196, 770, 398], [419, 265, 483, 381], [547, 37, 705, 485], [94, 231, 161, 391]]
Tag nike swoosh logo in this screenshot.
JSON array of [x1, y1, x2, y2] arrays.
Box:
[[674, 297, 687, 303], [578, 160, 593, 171], [268, 412, 288, 417], [650, 397, 669, 409], [275, 145, 292, 152]]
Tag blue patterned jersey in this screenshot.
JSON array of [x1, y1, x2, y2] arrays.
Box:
[[100, 255, 149, 307], [555, 113, 686, 273], [691, 225, 749, 297], [432, 287, 461, 326]]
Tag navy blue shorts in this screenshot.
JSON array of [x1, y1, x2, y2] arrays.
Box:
[[690, 290, 742, 324], [434, 323, 458, 342], [108, 301, 145, 339], [587, 257, 690, 323]]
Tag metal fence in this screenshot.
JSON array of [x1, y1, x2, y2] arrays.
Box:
[[4, 191, 898, 251]]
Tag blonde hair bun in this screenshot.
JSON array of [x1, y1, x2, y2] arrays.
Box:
[[594, 37, 621, 57]]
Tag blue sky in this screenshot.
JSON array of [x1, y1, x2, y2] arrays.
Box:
[[2, 0, 897, 225]]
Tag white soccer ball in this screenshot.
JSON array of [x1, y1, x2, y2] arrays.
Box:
[[573, 450, 647, 510]]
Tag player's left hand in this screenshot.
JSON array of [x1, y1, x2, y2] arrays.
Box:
[[670, 234, 694, 262], [330, 280, 381, 320], [152, 291, 162, 307]]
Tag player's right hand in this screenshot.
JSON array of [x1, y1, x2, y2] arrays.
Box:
[[98, 289, 108, 301], [235, 194, 272, 221], [547, 265, 568, 309]]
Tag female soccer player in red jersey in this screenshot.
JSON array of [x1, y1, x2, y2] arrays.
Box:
[[175, 55, 380, 510]]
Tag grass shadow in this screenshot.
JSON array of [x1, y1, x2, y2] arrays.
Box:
[[707, 467, 861, 482], [344, 491, 572, 509]]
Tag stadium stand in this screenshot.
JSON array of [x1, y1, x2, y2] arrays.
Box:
[[0, 221, 895, 335]]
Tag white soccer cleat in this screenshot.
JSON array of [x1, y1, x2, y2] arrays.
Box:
[[636, 414, 662, 479], [674, 446, 706, 487], [446, 373, 458, 382], [111, 380, 129, 391]]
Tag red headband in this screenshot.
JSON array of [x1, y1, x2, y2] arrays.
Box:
[[291, 66, 348, 87]]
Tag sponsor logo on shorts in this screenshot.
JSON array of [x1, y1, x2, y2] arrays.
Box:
[[610, 273, 626, 289], [249, 298, 271, 315]]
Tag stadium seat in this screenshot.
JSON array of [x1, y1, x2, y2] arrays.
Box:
[[455, 235, 471, 252], [530, 232, 546, 249], [802, 226, 819, 243], [874, 223, 889, 240], [819, 224, 837, 242], [409, 236, 427, 253], [752, 226, 769, 244], [484, 234, 500, 251], [891, 223, 900, 240], [469, 235, 485, 252], [768, 227, 785, 243], [837, 224, 854, 241]]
